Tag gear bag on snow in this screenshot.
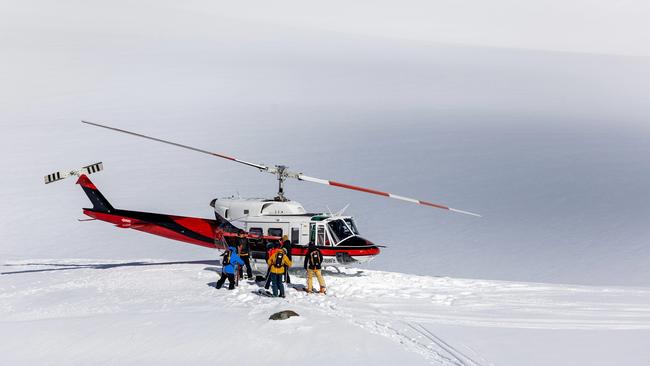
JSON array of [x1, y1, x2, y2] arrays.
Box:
[[222, 249, 231, 266], [274, 251, 285, 268]]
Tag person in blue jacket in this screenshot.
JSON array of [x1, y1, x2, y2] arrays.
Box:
[[216, 246, 245, 290]]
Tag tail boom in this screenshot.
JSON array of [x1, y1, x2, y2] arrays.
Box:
[[82, 208, 222, 249], [77, 174, 224, 249]]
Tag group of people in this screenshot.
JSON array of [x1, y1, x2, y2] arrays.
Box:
[[215, 233, 327, 298]]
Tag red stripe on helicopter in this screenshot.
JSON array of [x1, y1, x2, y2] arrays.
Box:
[[328, 181, 389, 197], [83, 210, 219, 249], [291, 247, 380, 257], [173, 217, 217, 238], [418, 200, 449, 210]]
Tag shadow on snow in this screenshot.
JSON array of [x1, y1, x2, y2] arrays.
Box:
[[1, 259, 220, 275]]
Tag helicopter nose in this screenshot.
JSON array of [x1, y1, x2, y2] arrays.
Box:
[[341, 236, 381, 260], [362, 238, 381, 256]]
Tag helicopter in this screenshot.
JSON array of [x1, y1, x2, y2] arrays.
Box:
[[44, 121, 480, 269]]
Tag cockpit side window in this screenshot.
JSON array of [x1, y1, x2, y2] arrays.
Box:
[[327, 219, 355, 244], [344, 218, 359, 235]]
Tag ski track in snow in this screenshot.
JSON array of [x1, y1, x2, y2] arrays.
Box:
[[3, 259, 650, 365]]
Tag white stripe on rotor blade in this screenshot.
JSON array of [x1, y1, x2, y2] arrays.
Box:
[[387, 193, 419, 204], [299, 175, 330, 185], [449, 207, 482, 217], [235, 158, 269, 171]]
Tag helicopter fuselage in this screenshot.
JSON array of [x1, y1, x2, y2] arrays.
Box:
[[211, 197, 381, 266]]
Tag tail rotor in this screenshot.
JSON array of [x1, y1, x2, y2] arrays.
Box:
[[44, 162, 104, 184]]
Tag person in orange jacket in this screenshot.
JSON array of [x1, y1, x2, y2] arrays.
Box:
[[263, 240, 281, 290], [266, 244, 292, 297]]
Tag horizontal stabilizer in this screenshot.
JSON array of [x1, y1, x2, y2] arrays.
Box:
[[44, 162, 103, 184]]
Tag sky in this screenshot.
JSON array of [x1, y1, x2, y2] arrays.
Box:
[[1, 0, 650, 286], [3, 1, 650, 57]]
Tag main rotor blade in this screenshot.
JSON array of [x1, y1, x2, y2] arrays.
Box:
[[82, 120, 480, 217], [298, 174, 481, 217], [81, 121, 269, 171]]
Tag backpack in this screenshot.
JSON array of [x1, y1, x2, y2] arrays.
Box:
[[222, 249, 231, 266], [309, 250, 322, 268], [274, 251, 285, 268]]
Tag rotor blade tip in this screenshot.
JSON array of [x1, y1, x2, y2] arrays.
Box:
[[449, 208, 482, 217]]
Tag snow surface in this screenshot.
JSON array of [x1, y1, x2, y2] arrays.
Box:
[[2, 260, 650, 365], [3, 1, 650, 364]]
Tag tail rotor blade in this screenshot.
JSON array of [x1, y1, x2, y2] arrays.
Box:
[[44, 162, 104, 184], [81, 162, 103, 175], [44, 171, 68, 184]]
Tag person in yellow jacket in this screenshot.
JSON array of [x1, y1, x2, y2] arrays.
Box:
[[266, 244, 292, 297]]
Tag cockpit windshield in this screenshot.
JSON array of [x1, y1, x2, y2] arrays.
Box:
[[327, 218, 359, 244], [344, 218, 359, 235]]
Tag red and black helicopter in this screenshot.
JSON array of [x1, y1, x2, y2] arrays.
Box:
[[45, 121, 479, 268]]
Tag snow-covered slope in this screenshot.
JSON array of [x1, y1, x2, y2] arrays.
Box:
[[2, 2, 650, 364], [2, 260, 650, 365]]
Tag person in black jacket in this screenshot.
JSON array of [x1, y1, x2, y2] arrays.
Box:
[[281, 236, 292, 284], [303, 242, 326, 294], [237, 234, 253, 279]]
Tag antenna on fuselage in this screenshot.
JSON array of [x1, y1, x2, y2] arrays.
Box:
[[334, 204, 350, 217], [81, 120, 481, 217]]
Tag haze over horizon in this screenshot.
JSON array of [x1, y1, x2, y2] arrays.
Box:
[[2, 0, 650, 286]]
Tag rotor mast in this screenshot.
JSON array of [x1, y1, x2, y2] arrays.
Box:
[[271, 165, 302, 201], [275, 165, 288, 201]]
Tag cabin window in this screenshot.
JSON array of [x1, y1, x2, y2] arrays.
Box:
[[291, 228, 299, 244], [268, 228, 283, 238], [249, 227, 263, 237], [317, 226, 325, 246], [224, 209, 229, 219], [243, 209, 249, 215]]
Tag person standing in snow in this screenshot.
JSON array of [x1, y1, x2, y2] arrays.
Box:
[[237, 234, 253, 280], [264, 240, 281, 290], [216, 245, 245, 290], [303, 242, 326, 294], [281, 236, 292, 284], [267, 244, 292, 297]]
